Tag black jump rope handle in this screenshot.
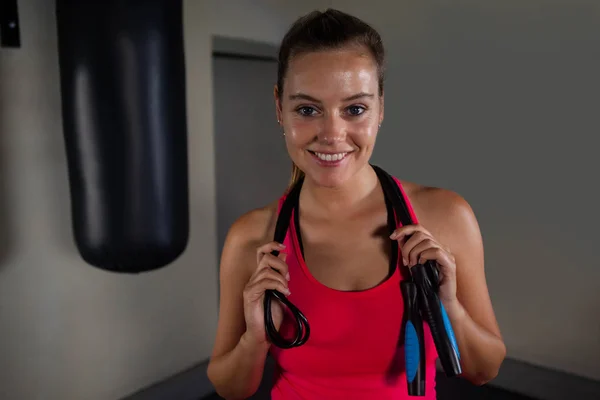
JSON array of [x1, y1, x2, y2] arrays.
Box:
[[411, 261, 462, 378], [402, 261, 462, 396], [401, 280, 426, 396]]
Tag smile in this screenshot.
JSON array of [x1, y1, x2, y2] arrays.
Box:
[[313, 151, 348, 161], [308, 150, 352, 166]]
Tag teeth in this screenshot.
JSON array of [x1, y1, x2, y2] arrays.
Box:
[[314, 152, 347, 161]]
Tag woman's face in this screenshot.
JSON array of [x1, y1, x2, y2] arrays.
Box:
[[275, 45, 384, 188]]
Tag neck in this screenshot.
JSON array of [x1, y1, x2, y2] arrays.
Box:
[[300, 164, 380, 217]]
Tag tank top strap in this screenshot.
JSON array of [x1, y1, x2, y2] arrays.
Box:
[[391, 176, 420, 225], [276, 176, 417, 238], [276, 192, 287, 215]]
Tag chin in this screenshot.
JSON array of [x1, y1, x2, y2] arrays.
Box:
[[307, 169, 353, 189]]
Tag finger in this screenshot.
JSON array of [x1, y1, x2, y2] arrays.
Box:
[[256, 241, 286, 266], [413, 247, 455, 272], [244, 278, 290, 302], [389, 224, 424, 240], [406, 238, 438, 267], [262, 264, 290, 285], [250, 277, 291, 297], [258, 253, 290, 280], [251, 264, 289, 288], [399, 231, 430, 265], [248, 270, 288, 293], [279, 252, 288, 263]]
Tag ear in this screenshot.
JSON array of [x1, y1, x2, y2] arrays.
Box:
[[274, 85, 283, 124]]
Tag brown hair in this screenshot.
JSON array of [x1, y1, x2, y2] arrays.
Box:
[[276, 9, 386, 189]]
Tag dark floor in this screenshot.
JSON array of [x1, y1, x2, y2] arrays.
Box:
[[202, 360, 538, 400]]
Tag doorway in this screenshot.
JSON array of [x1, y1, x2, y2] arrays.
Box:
[[212, 37, 291, 263]]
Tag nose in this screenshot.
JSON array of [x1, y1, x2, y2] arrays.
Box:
[[318, 113, 346, 144]]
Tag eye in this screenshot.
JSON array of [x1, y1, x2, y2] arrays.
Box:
[[347, 105, 366, 116], [296, 106, 318, 117]]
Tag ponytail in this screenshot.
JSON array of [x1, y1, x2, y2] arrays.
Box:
[[288, 162, 305, 191]]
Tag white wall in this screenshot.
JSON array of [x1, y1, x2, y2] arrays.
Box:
[[331, 0, 600, 382], [0, 1, 325, 399]]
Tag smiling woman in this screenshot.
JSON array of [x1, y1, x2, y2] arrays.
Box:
[[275, 30, 384, 189], [207, 8, 505, 400]]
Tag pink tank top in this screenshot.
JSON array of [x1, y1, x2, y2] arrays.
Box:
[[268, 176, 439, 399]]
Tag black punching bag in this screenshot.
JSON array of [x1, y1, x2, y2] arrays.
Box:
[[55, 0, 189, 273]]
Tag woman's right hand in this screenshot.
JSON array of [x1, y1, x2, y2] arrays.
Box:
[[242, 241, 291, 347]]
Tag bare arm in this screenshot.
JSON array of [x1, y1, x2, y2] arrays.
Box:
[[435, 192, 506, 384], [208, 333, 270, 400], [397, 185, 506, 385], [206, 208, 274, 399]]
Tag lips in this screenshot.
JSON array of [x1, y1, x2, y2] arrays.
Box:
[[311, 151, 348, 162], [307, 150, 352, 166]]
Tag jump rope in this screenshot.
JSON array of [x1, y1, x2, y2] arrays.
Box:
[[263, 165, 462, 396]]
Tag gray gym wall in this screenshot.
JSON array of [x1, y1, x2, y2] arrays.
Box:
[[331, 1, 600, 398], [0, 1, 598, 400], [333, 0, 600, 384]]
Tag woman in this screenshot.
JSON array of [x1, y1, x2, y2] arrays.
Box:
[[207, 8, 505, 400]]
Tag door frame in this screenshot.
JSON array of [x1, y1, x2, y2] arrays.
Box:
[[212, 35, 278, 62], [211, 35, 280, 301]]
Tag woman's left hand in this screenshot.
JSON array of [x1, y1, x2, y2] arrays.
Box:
[[390, 224, 457, 304]]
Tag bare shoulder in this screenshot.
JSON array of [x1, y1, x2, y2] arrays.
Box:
[[209, 199, 282, 362], [220, 199, 281, 276], [399, 180, 481, 248], [227, 200, 279, 244]]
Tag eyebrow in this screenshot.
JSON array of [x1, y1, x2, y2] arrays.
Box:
[[288, 92, 375, 103]]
